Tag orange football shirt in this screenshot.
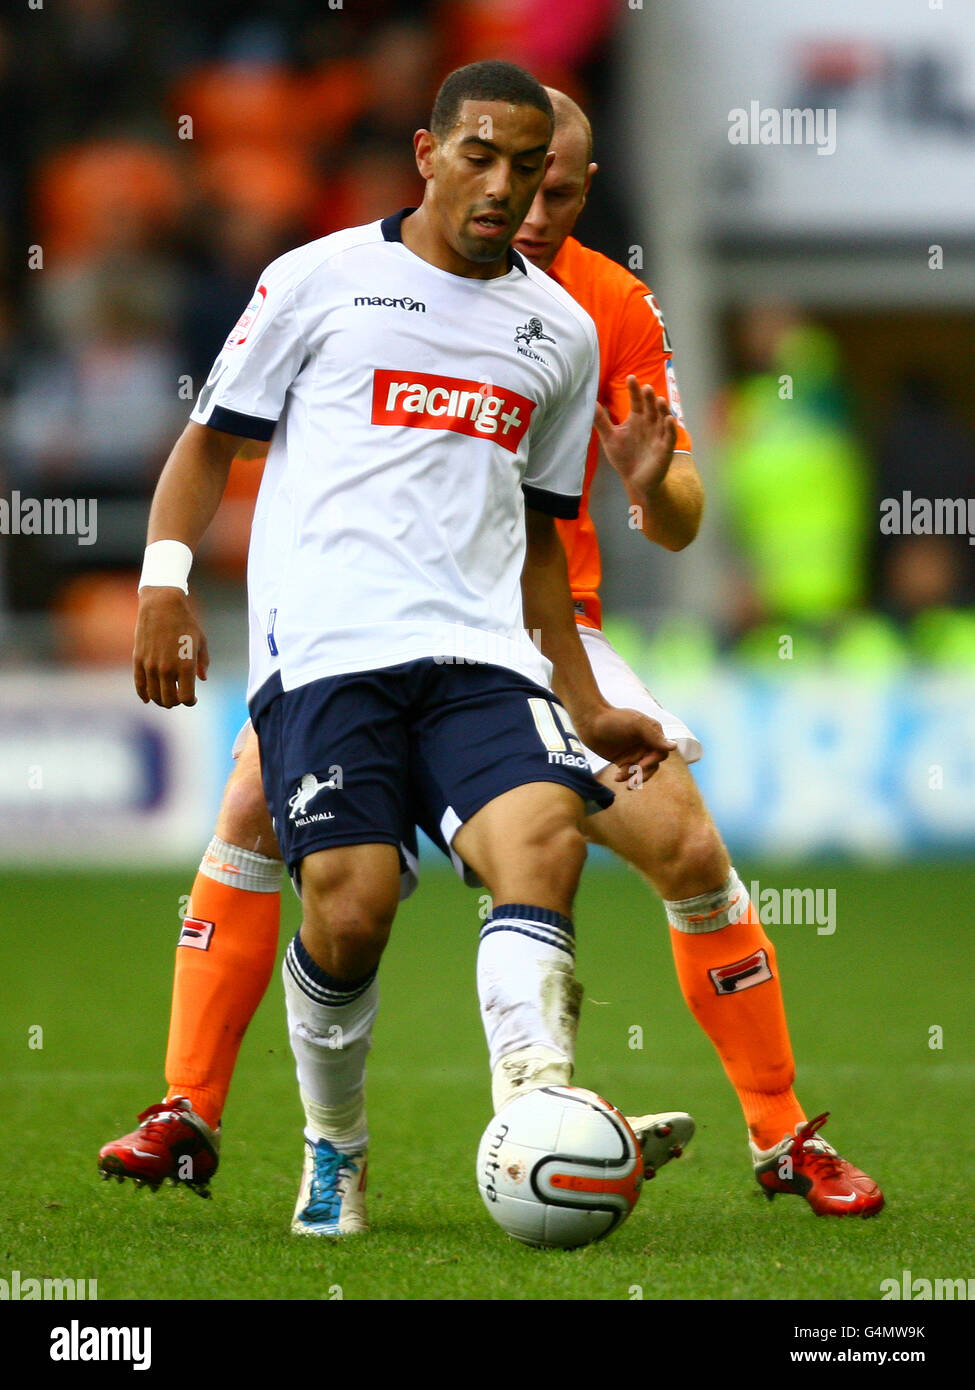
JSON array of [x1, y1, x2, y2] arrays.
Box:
[[547, 235, 692, 629]]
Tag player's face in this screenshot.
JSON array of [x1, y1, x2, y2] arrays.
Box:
[[513, 125, 595, 272], [418, 100, 553, 266]]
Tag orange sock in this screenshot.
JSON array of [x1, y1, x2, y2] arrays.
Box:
[[165, 837, 282, 1129], [665, 869, 805, 1150]]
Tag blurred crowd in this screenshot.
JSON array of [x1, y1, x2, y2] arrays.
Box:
[[604, 304, 975, 678], [0, 0, 620, 661], [716, 306, 975, 673], [1, 1, 973, 673]]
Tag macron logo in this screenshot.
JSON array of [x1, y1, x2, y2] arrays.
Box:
[[355, 295, 425, 312], [371, 370, 535, 454]]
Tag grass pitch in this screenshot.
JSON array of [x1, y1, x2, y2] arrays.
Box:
[[2, 862, 972, 1302]]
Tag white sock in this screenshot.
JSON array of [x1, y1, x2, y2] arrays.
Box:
[[477, 904, 581, 1111], [198, 834, 282, 892], [282, 933, 377, 1152], [664, 868, 749, 934]]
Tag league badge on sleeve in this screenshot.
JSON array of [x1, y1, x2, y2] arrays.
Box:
[[665, 360, 685, 422], [226, 284, 267, 350], [643, 291, 673, 352]]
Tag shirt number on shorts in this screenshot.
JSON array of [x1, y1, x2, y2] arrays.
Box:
[[527, 698, 585, 756]]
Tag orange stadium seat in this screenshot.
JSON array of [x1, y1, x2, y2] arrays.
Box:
[[54, 572, 141, 667], [168, 64, 317, 151], [437, 0, 527, 67], [299, 59, 370, 150], [195, 145, 319, 230], [437, 0, 589, 99], [34, 140, 188, 262]]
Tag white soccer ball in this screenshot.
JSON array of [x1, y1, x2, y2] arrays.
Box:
[[476, 1085, 644, 1249]]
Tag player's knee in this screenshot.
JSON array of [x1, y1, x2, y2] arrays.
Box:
[[316, 905, 393, 964], [525, 819, 587, 902], [301, 866, 397, 932], [217, 764, 276, 853], [301, 885, 394, 975], [651, 815, 728, 903], [554, 820, 587, 879], [299, 856, 397, 970]]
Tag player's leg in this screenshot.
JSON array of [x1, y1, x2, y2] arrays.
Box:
[[163, 726, 282, 1128], [453, 780, 588, 1112], [282, 842, 401, 1237], [580, 631, 883, 1213], [415, 661, 693, 1169], [98, 726, 282, 1195], [411, 665, 600, 1112], [456, 781, 693, 1175], [585, 752, 806, 1149], [255, 666, 415, 1236], [413, 659, 678, 1131], [411, 666, 597, 1114], [285, 841, 400, 1155]]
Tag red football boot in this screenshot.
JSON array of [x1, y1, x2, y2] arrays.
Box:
[[98, 1097, 219, 1197], [751, 1112, 884, 1216]]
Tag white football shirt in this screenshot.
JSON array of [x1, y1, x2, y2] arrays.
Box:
[[190, 210, 599, 709]]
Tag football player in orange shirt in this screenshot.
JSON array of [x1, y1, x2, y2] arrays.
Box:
[[99, 90, 882, 1220]]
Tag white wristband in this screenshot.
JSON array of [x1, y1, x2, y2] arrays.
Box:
[[139, 540, 193, 594]]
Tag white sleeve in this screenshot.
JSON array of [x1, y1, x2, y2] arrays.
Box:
[[190, 258, 308, 442], [521, 322, 599, 519]]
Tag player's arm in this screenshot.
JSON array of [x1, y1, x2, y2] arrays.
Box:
[[522, 506, 674, 781], [137, 251, 306, 707], [640, 452, 703, 551], [597, 281, 704, 551], [233, 439, 269, 462], [134, 421, 247, 709], [595, 376, 703, 551]]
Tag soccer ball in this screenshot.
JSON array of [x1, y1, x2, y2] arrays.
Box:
[[476, 1086, 644, 1249]]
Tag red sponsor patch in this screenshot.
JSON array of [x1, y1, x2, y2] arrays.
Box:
[[371, 369, 535, 454], [708, 948, 772, 995], [177, 916, 215, 951]]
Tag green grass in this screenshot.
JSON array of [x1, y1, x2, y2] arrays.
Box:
[[1, 863, 972, 1301]]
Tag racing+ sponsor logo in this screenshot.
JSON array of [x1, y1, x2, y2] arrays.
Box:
[[371, 370, 535, 453]]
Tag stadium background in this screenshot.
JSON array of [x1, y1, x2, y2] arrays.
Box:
[[2, 0, 974, 1307], [2, 0, 974, 864]]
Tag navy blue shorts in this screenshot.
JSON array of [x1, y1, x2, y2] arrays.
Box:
[[250, 659, 614, 888]]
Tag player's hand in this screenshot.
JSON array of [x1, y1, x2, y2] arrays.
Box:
[[594, 376, 678, 498], [575, 703, 676, 784], [133, 588, 209, 708]]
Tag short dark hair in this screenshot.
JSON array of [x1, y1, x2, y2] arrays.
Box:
[[430, 61, 554, 141]]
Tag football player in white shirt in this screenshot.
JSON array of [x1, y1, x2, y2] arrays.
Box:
[[122, 61, 681, 1236]]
